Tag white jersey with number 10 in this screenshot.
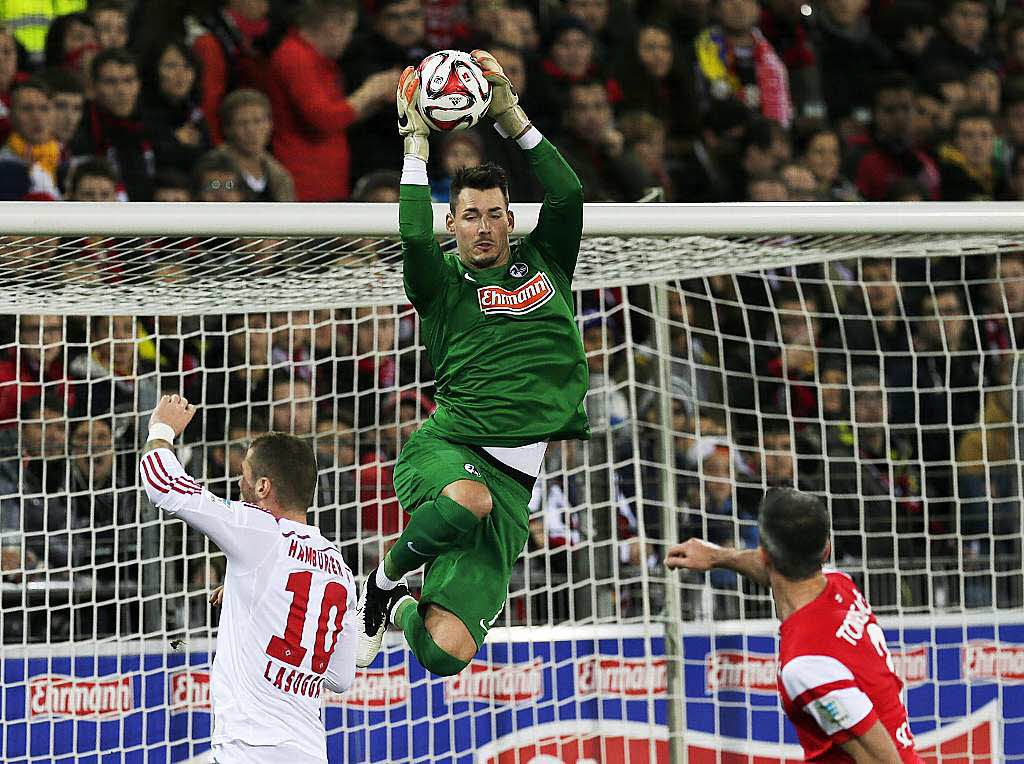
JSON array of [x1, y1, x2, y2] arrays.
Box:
[[140, 447, 357, 763]]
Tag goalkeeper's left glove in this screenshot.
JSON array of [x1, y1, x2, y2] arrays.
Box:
[[397, 65, 430, 162], [471, 49, 531, 139]]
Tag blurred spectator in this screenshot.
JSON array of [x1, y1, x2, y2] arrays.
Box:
[[910, 82, 945, 154], [152, 167, 191, 201], [43, 12, 98, 94], [795, 121, 859, 200], [4, 1, 85, 64], [270, 374, 315, 436], [833, 258, 915, 395], [674, 98, 750, 202], [1003, 14, 1024, 76], [616, 21, 699, 143], [816, 0, 892, 124], [760, 286, 822, 418], [41, 67, 84, 147], [912, 286, 982, 509], [266, 0, 396, 201], [0, 26, 20, 144], [70, 48, 155, 200], [350, 168, 400, 202], [735, 115, 789, 193], [921, 0, 992, 75], [819, 357, 849, 422], [90, 0, 128, 51], [530, 17, 619, 135], [1002, 82, 1024, 155], [848, 72, 940, 200], [0, 79, 61, 198], [0, 315, 73, 426], [192, 150, 245, 201], [186, 0, 270, 145], [71, 314, 159, 443], [618, 111, 672, 199], [67, 156, 118, 200], [759, 0, 824, 121], [553, 79, 652, 201], [694, 0, 793, 126], [67, 414, 136, 637], [209, 88, 292, 201], [938, 110, 1004, 200], [580, 309, 629, 438], [430, 130, 482, 202], [141, 39, 211, 175], [878, 0, 934, 75], [564, 0, 634, 68], [966, 63, 1001, 116], [343, 0, 428, 182], [203, 312, 271, 442], [826, 364, 922, 562]]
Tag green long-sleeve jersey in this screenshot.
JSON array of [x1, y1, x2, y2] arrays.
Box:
[[399, 138, 590, 447]]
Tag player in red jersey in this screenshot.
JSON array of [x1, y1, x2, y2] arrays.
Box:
[[667, 487, 923, 763]]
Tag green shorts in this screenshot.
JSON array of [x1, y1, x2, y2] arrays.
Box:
[[392, 427, 534, 647]]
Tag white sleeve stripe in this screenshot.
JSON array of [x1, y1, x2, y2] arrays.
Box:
[[781, 655, 856, 700], [803, 686, 874, 735]]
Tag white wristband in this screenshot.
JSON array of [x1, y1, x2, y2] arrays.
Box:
[[147, 422, 176, 444], [515, 126, 542, 150], [401, 155, 428, 186]]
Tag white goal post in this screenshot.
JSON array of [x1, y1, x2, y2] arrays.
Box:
[[1, 200, 1024, 763]]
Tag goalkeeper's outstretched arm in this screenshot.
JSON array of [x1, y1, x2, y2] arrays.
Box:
[[396, 65, 445, 312], [666, 538, 770, 587], [472, 50, 584, 283]]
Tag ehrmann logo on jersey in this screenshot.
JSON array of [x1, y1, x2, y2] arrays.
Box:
[[478, 272, 555, 316]]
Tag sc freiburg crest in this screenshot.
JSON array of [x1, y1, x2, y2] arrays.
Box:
[[509, 262, 528, 278]]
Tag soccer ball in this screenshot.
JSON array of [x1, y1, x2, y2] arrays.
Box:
[[416, 50, 492, 132]]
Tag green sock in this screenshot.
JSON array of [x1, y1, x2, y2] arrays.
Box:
[[384, 494, 482, 579], [401, 603, 471, 677]]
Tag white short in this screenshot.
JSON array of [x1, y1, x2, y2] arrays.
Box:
[[211, 740, 326, 764]]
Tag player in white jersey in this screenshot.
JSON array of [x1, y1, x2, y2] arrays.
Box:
[[139, 395, 357, 764], [668, 488, 921, 763]]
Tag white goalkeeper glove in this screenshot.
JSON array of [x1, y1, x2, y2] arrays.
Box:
[[471, 49, 531, 139], [397, 65, 430, 163]]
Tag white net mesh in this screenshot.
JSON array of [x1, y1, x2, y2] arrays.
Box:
[[2, 209, 1024, 761]]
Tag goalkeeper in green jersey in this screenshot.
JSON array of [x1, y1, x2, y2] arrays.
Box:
[[355, 50, 589, 676]]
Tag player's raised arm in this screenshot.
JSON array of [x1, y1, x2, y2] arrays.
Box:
[[397, 65, 446, 311], [666, 538, 771, 587], [139, 394, 273, 568], [472, 49, 584, 283]]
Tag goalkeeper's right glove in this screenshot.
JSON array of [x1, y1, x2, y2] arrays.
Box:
[[397, 65, 430, 163], [471, 49, 531, 139]]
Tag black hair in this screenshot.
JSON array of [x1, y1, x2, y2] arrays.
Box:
[[9, 77, 52, 102], [153, 167, 191, 195], [191, 151, 244, 197], [351, 169, 401, 201], [44, 12, 94, 70], [40, 66, 84, 96], [144, 38, 201, 103], [758, 488, 830, 580], [952, 108, 995, 136], [449, 162, 510, 212], [69, 157, 119, 194], [294, 0, 357, 28], [872, 70, 916, 104], [247, 432, 318, 511], [90, 46, 137, 83]]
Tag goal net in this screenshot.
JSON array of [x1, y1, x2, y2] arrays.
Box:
[[1, 201, 1023, 763]]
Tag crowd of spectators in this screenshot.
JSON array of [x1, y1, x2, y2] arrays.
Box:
[[2, 0, 1024, 641], [0, 0, 1023, 204], [2, 252, 1023, 639]]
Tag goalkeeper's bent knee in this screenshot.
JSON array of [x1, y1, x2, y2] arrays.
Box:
[[404, 606, 471, 677]]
